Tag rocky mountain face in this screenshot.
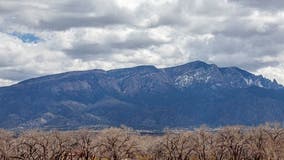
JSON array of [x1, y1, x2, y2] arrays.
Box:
[[0, 61, 284, 130]]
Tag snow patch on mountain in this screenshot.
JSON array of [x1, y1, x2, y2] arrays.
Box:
[[172, 63, 283, 89]]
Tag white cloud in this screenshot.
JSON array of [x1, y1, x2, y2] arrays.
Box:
[[0, 0, 284, 86], [0, 32, 72, 80], [0, 78, 16, 86], [256, 65, 284, 84]]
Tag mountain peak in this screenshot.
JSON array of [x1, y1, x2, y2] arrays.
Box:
[[166, 61, 283, 90], [187, 60, 208, 65], [181, 60, 211, 68], [132, 65, 157, 70], [10, 60, 283, 90]]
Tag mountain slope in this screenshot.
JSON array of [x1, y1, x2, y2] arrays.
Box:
[[0, 61, 284, 130]]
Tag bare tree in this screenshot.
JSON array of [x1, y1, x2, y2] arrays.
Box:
[[263, 123, 284, 160], [217, 126, 250, 160], [0, 129, 14, 160], [95, 127, 139, 160], [191, 127, 214, 160], [210, 131, 228, 160], [67, 129, 96, 160], [136, 135, 161, 160], [156, 131, 195, 160], [246, 126, 266, 160], [1, 124, 284, 160]]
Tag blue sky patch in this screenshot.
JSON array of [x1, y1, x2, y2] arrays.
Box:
[[10, 32, 41, 43]]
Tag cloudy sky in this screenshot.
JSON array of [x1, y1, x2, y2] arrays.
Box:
[[0, 0, 284, 86]]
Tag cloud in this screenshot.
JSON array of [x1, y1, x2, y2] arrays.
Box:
[[231, 0, 284, 11], [0, 79, 15, 86], [0, 0, 135, 31], [64, 29, 170, 59], [0, 0, 284, 86], [0, 32, 73, 81]]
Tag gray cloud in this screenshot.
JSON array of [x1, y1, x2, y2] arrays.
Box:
[[64, 30, 169, 59], [187, 31, 284, 71], [231, 0, 284, 11], [0, 69, 39, 81], [64, 43, 113, 59], [37, 0, 136, 31], [38, 15, 132, 31], [0, 0, 135, 31]]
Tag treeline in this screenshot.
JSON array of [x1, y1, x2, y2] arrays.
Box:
[[1, 124, 284, 160]]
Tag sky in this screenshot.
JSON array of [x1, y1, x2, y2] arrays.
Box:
[[0, 0, 284, 86]]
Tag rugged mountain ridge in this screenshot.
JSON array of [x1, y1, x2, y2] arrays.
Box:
[[0, 61, 284, 130]]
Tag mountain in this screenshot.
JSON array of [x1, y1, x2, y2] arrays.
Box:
[[0, 61, 284, 130]]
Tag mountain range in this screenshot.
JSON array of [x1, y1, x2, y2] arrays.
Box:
[[0, 61, 284, 130]]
